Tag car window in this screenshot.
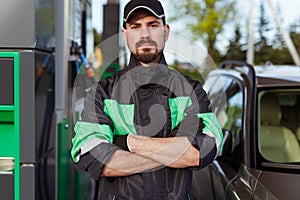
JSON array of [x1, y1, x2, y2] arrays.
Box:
[[223, 81, 243, 140], [206, 75, 243, 156], [258, 90, 300, 164]]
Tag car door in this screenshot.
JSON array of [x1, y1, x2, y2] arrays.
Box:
[[193, 73, 252, 199]]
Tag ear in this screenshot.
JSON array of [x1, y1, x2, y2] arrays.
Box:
[[122, 29, 128, 45], [164, 24, 170, 41]]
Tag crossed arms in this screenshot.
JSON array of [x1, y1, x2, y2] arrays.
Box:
[[102, 135, 200, 177], [72, 82, 222, 179], [72, 113, 220, 178]]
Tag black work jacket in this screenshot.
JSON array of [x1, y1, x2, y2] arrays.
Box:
[[75, 54, 211, 200]]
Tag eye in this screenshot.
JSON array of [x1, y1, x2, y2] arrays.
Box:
[[128, 24, 140, 30], [149, 23, 160, 28]]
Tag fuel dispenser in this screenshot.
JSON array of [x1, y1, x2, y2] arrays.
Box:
[[0, 48, 96, 200], [0, 50, 59, 200], [0, 0, 116, 199], [0, 52, 20, 200]]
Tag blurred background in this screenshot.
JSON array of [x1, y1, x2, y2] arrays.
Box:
[[0, 0, 299, 200], [91, 0, 300, 80]]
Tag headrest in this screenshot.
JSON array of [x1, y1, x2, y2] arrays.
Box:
[[261, 93, 281, 125]]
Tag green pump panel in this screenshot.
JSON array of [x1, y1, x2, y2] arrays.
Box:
[[0, 52, 20, 200]]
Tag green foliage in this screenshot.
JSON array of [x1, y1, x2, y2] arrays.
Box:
[[222, 26, 246, 61], [252, 2, 300, 65], [167, 1, 300, 65], [223, 22, 299, 65], [291, 30, 300, 56], [168, 0, 236, 57], [256, 1, 272, 49], [168, 62, 206, 84], [222, 2, 300, 65]]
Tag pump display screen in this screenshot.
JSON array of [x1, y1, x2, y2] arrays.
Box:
[[0, 58, 14, 105]]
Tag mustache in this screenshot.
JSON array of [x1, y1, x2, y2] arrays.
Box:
[[135, 39, 157, 48]]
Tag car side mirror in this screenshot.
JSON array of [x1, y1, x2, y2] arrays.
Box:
[[220, 129, 232, 156]]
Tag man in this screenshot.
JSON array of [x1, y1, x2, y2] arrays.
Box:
[[71, 0, 223, 199]]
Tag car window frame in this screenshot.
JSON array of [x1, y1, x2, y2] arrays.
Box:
[[205, 73, 246, 166], [256, 88, 300, 173]]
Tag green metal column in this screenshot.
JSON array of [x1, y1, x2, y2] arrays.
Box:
[[57, 118, 71, 200]]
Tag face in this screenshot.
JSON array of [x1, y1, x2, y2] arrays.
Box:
[[122, 14, 170, 66]]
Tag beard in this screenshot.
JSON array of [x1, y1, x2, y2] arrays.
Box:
[[134, 39, 163, 64]]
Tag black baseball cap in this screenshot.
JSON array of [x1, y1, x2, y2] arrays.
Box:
[[123, 0, 165, 28]]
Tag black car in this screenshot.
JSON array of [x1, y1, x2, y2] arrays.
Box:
[[192, 61, 300, 200]]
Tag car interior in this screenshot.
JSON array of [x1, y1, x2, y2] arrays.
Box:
[[259, 92, 300, 163]]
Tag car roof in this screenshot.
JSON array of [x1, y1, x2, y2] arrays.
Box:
[[207, 62, 300, 89], [254, 65, 300, 87]]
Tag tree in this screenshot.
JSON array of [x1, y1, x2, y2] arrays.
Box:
[[255, 0, 273, 65], [223, 25, 246, 61], [290, 20, 300, 55], [272, 3, 285, 49], [167, 0, 236, 60], [256, 1, 271, 51]]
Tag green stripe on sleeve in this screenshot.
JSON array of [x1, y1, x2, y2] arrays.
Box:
[[169, 97, 192, 130], [197, 112, 224, 154], [168, 97, 223, 154], [71, 121, 114, 162], [104, 99, 137, 135]]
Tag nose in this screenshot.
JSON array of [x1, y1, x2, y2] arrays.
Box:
[[139, 27, 151, 39]]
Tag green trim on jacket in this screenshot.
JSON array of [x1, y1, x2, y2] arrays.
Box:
[[169, 96, 192, 130], [71, 121, 113, 162], [71, 98, 224, 162], [103, 99, 137, 135], [198, 113, 224, 155]]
